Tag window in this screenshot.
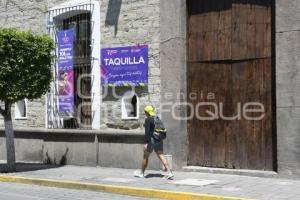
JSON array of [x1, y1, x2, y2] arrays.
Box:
[[121, 92, 139, 120], [15, 99, 27, 119]]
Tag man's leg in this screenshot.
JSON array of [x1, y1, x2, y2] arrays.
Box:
[[155, 150, 170, 171], [135, 146, 151, 178], [155, 150, 174, 179], [141, 150, 150, 174]]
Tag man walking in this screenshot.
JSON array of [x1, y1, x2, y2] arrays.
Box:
[[134, 105, 174, 179]]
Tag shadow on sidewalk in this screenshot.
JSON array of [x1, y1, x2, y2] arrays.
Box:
[[0, 163, 60, 173], [145, 173, 164, 178]]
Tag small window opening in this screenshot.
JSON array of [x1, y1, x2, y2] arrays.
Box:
[[15, 99, 27, 119], [122, 93, 139, 120]]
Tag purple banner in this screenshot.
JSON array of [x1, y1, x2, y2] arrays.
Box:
[[101, 45, 148, 86], [57, 29, 75, 114]]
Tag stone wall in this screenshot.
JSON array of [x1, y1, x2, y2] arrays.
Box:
[[160, 0, 188, 169], [0, 0, 161, 130], [276, 0, 300, 178], [0, 129, 161, 170], [3, 0, 300, 179], [100, 0, 161, 130], [0, 0, 66, 129]]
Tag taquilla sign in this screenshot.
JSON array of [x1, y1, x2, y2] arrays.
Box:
[[101, 45, 148, 86], [103, 56, 146, 66]]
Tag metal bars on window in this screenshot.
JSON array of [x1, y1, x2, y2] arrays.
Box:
[[46, 3, 94, 129]]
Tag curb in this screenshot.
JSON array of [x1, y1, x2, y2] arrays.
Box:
[[0, 175, 252, 200]]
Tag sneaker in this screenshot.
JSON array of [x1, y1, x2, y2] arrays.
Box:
[[165, 171, 174, 180], [134, 170, 145, 178]]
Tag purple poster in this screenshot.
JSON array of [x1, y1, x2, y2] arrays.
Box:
[[57, 29, 74, 114], [101, 45, 148, 86]]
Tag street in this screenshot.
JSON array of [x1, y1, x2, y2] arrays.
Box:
[[0, 182, 156, 200]]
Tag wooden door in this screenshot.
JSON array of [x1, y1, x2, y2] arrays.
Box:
[[187, 0, 274, 170]]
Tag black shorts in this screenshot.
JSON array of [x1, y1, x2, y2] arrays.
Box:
[[146, 139, 163, 153]]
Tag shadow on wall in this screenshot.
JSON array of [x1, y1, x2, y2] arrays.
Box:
[[105, 0, 122, 37], [188, 0, 272, 15], [44, 147, 69, 166]]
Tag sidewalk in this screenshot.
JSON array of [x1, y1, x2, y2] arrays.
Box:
[[1, 164, 300, 200]]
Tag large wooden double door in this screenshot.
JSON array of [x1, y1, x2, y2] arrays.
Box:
[[187, 0, 275, 170]]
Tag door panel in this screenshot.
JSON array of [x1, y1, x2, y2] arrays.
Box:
[[187, 0, 274, 170], [187, 59, 273, 170], [231, 0, 272, 60], [188, 0, 232, 62]]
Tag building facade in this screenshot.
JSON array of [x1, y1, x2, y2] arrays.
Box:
[[0, 0, 300, 179]]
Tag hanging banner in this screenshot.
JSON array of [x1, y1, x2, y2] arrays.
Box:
[[101, 45, 148, 86], [57, 29, 75, 114]]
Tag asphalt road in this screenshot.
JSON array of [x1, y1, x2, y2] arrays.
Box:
[[0, 182, 156, 200]]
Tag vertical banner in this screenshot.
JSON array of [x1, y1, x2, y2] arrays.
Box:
[[101, 45, 148, 86], [57, 29, 75, 115]]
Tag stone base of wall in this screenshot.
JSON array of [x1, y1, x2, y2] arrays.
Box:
[[1, 128, 300, 179], [0, 129, 161, 170]]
